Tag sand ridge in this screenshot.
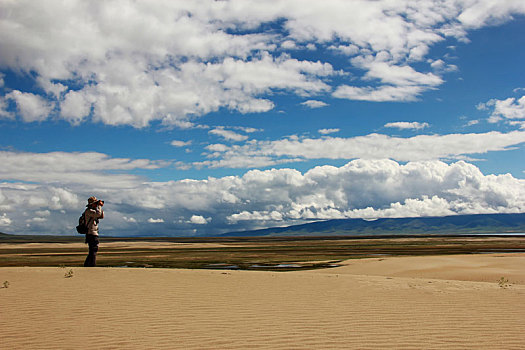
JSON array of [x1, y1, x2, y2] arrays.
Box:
[[1, 254, 524, 349], [318, 253, 525, 285]]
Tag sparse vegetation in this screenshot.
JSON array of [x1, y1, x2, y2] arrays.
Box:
[[2, 280, 9, 288], [0, 236, 525, 271], [64, 269, 74, 278]]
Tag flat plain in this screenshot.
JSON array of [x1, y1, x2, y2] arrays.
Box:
[[1, 235, 525, 270]]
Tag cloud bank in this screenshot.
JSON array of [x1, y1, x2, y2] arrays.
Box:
[[196, 130, 525, 169], [0, 152, 523, 236]]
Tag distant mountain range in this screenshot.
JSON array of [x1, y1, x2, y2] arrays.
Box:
[[1, 213, 524, 239], [221, 213, 525, 237]]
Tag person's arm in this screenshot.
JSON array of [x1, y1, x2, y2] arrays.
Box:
[[96, 205, 104, 219]]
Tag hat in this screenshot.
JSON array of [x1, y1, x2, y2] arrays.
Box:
[[88, 196, 98, 205]]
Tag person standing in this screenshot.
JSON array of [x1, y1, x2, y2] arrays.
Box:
[[84, 196, 104, 267]]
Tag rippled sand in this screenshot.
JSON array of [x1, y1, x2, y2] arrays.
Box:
[[1, 254, 524, 349]]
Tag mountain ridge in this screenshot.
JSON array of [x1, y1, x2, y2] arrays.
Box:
[[220, 213, 525, 237]]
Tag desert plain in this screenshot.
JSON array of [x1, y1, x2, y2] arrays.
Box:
[[1, 236, 525, 349]]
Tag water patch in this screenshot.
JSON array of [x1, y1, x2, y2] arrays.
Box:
[[205, 263, 240, 270], [250, 264, 302, 269]]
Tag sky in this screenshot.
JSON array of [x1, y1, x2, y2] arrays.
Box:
[[1, 0, 525, 236]]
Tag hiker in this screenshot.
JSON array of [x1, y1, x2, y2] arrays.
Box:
[[84, 196, 104, 267]]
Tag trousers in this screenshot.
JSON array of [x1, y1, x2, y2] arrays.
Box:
[[84, 234, 99, 267]]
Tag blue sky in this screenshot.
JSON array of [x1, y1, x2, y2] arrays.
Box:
[[1, 0, 524, 236]]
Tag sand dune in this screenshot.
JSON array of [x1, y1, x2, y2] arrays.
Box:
[[1, 254, 524, 349], [320, 253, 525, 284]]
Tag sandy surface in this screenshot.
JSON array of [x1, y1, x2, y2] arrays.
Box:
[[1, 254, 524, 349]]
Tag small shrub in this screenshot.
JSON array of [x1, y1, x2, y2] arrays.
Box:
[[2, 280, 9, 288], [498, 277, 510, 289], [64, 269, 74, 278]]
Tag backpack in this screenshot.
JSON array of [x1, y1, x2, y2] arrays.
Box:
[[76, 212, 88, 234]]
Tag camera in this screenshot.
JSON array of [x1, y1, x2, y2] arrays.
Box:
[[97, 200, 104, 206]]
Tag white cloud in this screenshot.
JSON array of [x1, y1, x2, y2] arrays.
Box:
[[190, 215, 210, 225], [333, 84, 429, 102], [333, 57, 443, 102], [36, 77, 67, 98], [147, 218, 164, 223], [205, 144, 230, 153], [1, 154, 524, 235], [0, 96, 13, 119], [301, 100, 328, 109], [170, 140, 192, 147], [281, 40, 297, 49], [0, 151, 169, 187], [356, 59, 443, 87], [228, 126, 262, 133], [228, 210, 283, 223], [509, 121, 525, 129], [35, 210, 51, 217], [457, 1, 525, 29], [478, 96, 525, 123], [2, 1, 524, 127], [59, 90, 92, 124], [198, 131, 525, 168], [5, 90, 54, 122], [384, 122, 430, 130], [0, 213, 12, 227], [209, 127, 249, 142], [430, 59, 458, 73], [329, 44, 359, 56], [318, 128, 340, 135], [26, 217, 48, 223]]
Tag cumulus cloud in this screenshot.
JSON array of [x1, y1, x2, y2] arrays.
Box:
[[457, 1, 525, 29], [384, 122, 430, 130], [147, 218, 165, 224], [2, 0, 524, 127], [318, 128, 340, 135], [329, 44, 360, 56], [478, 95, 525, 123], [190, 215, 210, 225], [5, 91, 54, 122], [1, 154, 524, 235], [301, 100, 328, 109], [123, 216, 137, 223], [430, 59, 458, 73]]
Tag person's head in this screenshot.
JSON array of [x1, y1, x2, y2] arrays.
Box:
[[87, 196, 104, 207]]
